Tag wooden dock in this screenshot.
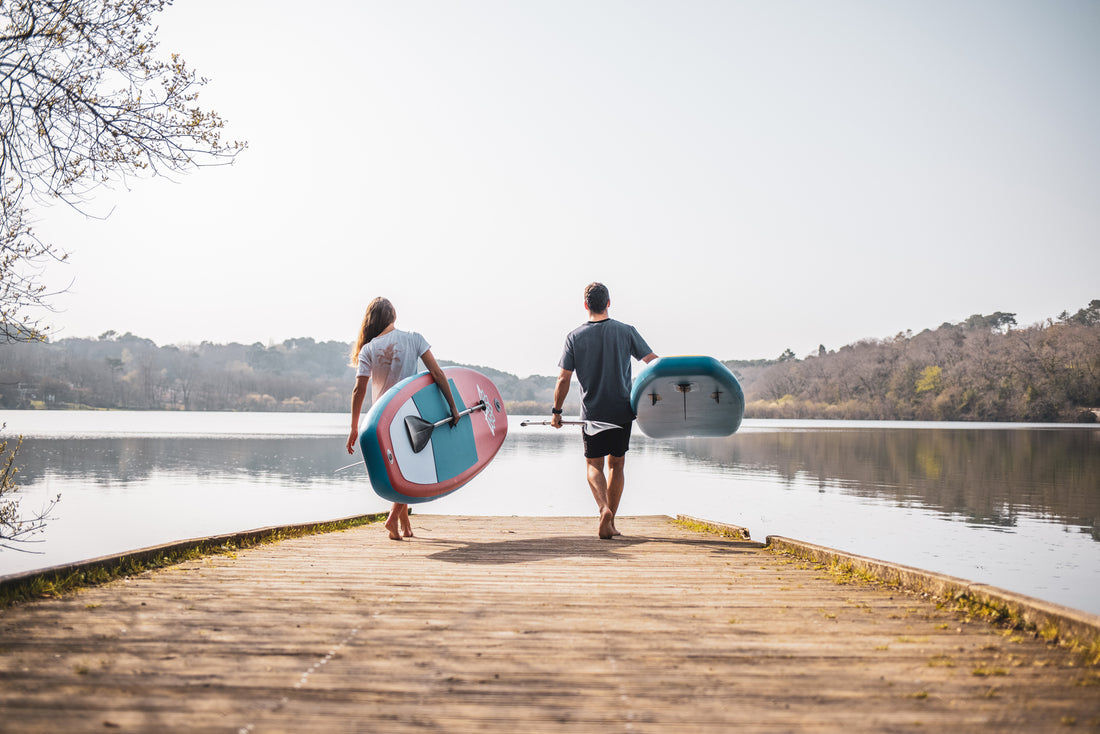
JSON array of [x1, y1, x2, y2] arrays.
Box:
[[1, 515, 1097, 732]]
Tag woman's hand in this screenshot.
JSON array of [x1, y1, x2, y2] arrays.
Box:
[[346, 428, 358, 454]]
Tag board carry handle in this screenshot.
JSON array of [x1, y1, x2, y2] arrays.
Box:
[[404, 401, 487, 454], [519, 419, 621, 435]]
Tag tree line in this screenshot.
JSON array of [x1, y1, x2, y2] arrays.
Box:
[[0, 332, 564, 414], [0, 301, 1096, 422], [736, 301, 1100, 423]]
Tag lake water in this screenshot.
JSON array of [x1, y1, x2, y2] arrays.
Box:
[[1, 411, 1098, 616]]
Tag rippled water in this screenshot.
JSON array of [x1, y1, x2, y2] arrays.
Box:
[[2, 411, 1097, 615]]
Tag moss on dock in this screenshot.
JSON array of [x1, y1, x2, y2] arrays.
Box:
[[0, 513, 386, 609]]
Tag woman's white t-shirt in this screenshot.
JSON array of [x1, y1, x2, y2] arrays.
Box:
[[356, 329, 430, 404]]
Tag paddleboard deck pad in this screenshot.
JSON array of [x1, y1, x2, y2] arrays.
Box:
[[630, 356, 744, 438], [360, 367, 508, 503]]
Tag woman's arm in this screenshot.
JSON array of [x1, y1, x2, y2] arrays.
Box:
[[421, 349, 461, 425], [346, 375, 369, 454]]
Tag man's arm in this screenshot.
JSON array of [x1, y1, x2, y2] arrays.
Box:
[[551, 368, 572, 428], [641, 352, 658, 364]]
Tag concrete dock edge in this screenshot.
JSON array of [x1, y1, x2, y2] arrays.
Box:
[[762, 532, 1100, 650]]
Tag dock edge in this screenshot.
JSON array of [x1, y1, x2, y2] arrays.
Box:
[[678, 514, 1100, 659], [0, 512, 386, 607]]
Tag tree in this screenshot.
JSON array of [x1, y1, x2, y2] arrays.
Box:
[[0, 0, 245, 341], [1068, 300, 1100, 327], [963, 311, 1017, 333], [0, 204, 63, 341], [1, 426, 59, 551], [0, 0, 244, 547]]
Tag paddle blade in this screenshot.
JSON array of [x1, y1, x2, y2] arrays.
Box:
[[404, 415, 435, 453]]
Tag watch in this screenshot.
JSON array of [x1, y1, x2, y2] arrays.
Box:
[[552, 408, 563, 415]]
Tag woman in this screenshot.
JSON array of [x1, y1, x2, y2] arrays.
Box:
[[346, 297, 460, 540]]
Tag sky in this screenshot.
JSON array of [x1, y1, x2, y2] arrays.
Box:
[[30, 0, 1100, 378]]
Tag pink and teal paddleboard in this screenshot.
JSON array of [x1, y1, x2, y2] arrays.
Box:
[[359, 367, 508, 503]]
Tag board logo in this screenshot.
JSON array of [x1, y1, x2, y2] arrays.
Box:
[[478, 384, 497, 436]]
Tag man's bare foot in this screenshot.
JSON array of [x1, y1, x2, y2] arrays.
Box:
[[598, 509, 615, 539]]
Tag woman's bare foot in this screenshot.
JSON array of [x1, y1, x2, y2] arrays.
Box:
[[402, 525, 414, 538], [598, 509, 615, 539], [384, 516, 402, 541]]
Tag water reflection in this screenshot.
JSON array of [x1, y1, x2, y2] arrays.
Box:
[[661, 427, 1100, 541], [16, 425, 1100, 544], [18, 437, 347, 486]]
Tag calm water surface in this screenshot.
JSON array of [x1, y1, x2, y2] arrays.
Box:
[[2, 411, 1097, 615]]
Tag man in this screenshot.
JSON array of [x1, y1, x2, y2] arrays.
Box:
[[552, 282, 657, 539]]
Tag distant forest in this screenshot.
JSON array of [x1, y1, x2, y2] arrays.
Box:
[[0, 301, 1097, 422], [737, 301, 1100, 423], [0, 331, 563, 415]]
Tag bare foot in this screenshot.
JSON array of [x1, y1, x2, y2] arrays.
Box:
[[598, 509, 615, 540], [402, 526, 414, 538], [385, 517, 402, 541]]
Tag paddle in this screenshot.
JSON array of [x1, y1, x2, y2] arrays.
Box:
[[519, 419, 620, 435], [405, 401, 487, 454]]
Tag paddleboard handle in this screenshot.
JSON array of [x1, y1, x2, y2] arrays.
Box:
[[405, 401, 487, 454]]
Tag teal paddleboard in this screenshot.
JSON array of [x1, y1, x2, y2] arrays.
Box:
[[630, 356, 744, 438]]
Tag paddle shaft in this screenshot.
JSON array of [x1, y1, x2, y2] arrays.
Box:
[[427, 400, 485, 428], [519, 419, 621, 435]]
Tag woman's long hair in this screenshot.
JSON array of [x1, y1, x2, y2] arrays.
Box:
[[349, 297, 397, 365]]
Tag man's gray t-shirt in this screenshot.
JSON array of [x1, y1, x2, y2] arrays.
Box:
[[559, 319, 652, 426]]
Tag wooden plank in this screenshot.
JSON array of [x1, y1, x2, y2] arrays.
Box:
[[0, 516, 1097, 732]]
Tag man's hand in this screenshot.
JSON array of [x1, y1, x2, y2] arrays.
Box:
[[551, 412, 562, 429]]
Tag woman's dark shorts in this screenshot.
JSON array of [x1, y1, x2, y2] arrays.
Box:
[[583, 423, 632, 458]]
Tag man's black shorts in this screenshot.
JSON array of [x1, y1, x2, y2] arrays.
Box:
[[583, 423, 632, 458]]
